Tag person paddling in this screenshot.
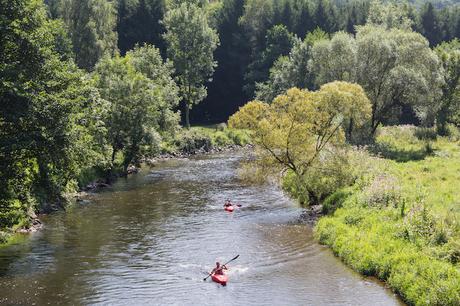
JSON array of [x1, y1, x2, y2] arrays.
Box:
[[223, 199, 232, 208], [211, 262, 227, 275]]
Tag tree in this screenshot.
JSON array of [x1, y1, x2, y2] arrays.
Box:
[[366, 0, 413, 30], [309, 25, 443, 136], [314, 0, 334, 32], [244, 24, 295, 96], [0, 0, 100, 224], [194, 0, 250, 123], [229, 82, 371, 203], [255, 28, 328, 102], [419, 2, 442, 46], [94, 45, 179, 171], [60, 0, 118, 70], [295, 0, 314, 38], [435, 39, 460, 135], [310, 31, 357, 86], [162, 2, 219, 128]]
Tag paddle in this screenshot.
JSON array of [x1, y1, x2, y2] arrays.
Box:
[[203, 254, 240, 281]]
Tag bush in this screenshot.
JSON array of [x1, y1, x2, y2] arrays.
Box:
[[226, 129, 251, 146], [175, 130, 212, 154], [322, 188, 353, 214], [212, 131, 232, 146], [361, 174, 401, 208]]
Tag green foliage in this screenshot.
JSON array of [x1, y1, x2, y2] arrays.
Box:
[[93, 44, 179, 171], [367, 0, 414, 30], [231, 83, 372, 205], [162, 2, 219, 128], [315, 126, 460, 305], [310, 25, 443, 135], [58, 0, 118, 70], [256, 28, 329, 102], [174, 129, 212, 154], [0, 0, 104, 230], [373, 125, 434, 162], [244, 24, 295, 96], [435, 39, 460, 135], [322, 188, 353, 215]]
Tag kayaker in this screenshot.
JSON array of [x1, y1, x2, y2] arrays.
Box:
[[211, 262, 227, 275], [224, 200, 232, 208]]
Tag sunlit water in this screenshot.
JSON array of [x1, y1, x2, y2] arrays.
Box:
[[0, 152, 403, 305]]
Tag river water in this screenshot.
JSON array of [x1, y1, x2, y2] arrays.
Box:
[[0, 152, 402, 305]]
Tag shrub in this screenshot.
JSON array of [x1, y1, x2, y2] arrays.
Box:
[[322, 188, 353, 214], [175, 130, 212, 154], [212, 131, 232, 146], [361, 174, 401, 208], [226, 129, 251, 146]]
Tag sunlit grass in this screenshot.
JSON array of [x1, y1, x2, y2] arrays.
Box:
[[315, 125, 460, 305]]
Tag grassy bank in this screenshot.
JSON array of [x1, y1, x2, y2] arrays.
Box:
[[315, 126, 460, 305]]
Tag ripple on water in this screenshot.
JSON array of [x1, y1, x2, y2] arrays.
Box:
[[0, 152, 403, 306]]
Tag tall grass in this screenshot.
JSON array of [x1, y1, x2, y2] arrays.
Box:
[[315, 125, 460, 305]]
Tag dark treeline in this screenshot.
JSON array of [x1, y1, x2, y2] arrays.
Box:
[[43, 0, 460, 122]]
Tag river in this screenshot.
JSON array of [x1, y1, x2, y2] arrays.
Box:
[[0, 152, 402, 305]]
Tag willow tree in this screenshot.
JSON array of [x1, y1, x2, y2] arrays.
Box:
[[162, 2, 219, 128], [309, 25, 443, 135], [229, 82, 371, 178]]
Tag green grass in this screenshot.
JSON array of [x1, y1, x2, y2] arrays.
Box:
[[315, 125, 460, 305]]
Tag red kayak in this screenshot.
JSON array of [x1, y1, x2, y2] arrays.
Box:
[[211, 273, 228, 286], [224, 205, 234, 212]]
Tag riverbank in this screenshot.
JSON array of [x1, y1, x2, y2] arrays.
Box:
[[314, 126, 460, 305], [0, 125, 251, 245], [0, 149, 402, 305]]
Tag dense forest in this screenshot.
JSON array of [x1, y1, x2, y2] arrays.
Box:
[[38, 0, 460, 122], [1, 0, 460, 303]]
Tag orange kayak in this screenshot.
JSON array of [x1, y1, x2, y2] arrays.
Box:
[[224, 205, 234, 212]]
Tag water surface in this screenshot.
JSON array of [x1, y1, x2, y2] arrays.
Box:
[[0, 152, 402, 305]]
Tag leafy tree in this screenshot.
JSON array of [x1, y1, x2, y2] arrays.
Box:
[[0, 0, 100, 224], [239, 0, 274, 52], [310, 25, 443, 135], [366, 0, 413, 30], [295, 0, 314, 38], [314, 0, 335, 32], [255, 28, 328, 102], [93, 45, 179, 171], [435, 39, 460, 135], [60, 0, 118, 70], [229, 82, 371, 202], [162, 2, 219, 128], [310, 31, 357, 86]]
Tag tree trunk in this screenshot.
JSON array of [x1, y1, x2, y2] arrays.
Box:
[[185, 103, 190, 129]]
